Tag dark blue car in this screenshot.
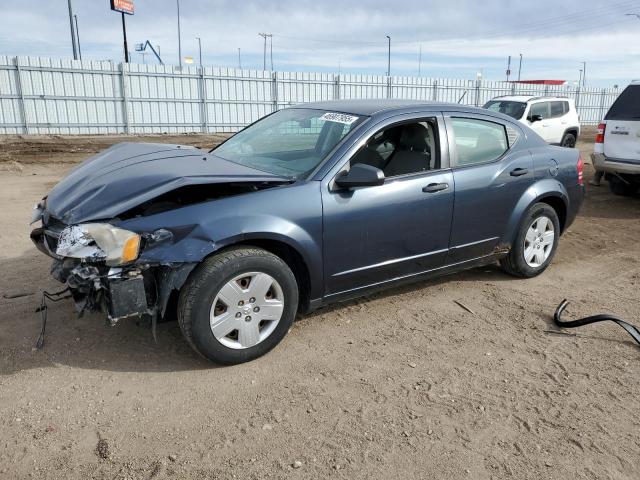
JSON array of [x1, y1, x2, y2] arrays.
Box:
[[31, 100, 584, 364]]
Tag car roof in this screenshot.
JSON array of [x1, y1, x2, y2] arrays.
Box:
[[291, 99, 464, 116], [490, 95, 572, 103]]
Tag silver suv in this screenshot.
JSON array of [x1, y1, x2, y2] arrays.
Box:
[[592, 81, 640, 196]]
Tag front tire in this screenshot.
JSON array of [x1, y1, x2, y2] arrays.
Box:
[[178, 247, 299, 365], [500, 203, 560, 278]]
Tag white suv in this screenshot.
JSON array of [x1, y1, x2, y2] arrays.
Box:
[[483, 96, 581, 147], [592, 81, 640, 196]]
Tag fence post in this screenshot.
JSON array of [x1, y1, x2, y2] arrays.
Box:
[[272, 72, 278, 112], [200, 66, 208, 133], [598, 88, 606, 123], [575, 86, 581, 110], [119, 63, 130, 134], [387, 76, 392, 99], [474, 78, 481, 106], [432, 80, 438, 101], [14, 57, 29, 134], [334, 74, 340, 100]]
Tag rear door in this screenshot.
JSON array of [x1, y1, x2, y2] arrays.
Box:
[[549, 101, 567, 143], [444, 113, 534, 263], [604, 84, 640, 163], [527, 101, 553, 142]]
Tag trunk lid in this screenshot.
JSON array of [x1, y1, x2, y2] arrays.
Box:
[[603, 84, 640, 163]]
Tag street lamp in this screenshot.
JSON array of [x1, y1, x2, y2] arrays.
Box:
[[177, 0, 183, 69], [386, 35, 391, 77], [196, 37, 202, 68]]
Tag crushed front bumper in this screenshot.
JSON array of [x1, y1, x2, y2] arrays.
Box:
[[31, 220, 195, 324]]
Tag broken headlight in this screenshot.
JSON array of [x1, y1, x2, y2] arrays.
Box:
[[56, 223, 141, 266]]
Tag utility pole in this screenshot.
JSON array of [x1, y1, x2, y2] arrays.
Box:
[[517, 53, 523, 81], [270, 36, 274, 71], [418, 44, 422, 76], [67, 0, 78, 60], [177, 0, 183, 69], [196, 37, 202, 68], [74, 14, 82, 61], [386, 35, 391, 76], [238, 48, 242, 70], [258, 33, 272, 70], [506, 55, 511, 81], [582, 61, 586, 87]]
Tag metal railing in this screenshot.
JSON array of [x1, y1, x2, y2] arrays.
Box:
[[0, 55, 622, 135]]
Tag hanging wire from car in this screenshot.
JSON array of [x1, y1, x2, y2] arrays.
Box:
[[554, 299, 640, 347], [34, 287, 72, 349]]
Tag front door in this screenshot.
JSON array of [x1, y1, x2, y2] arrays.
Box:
[[321, 115, 454, 297]]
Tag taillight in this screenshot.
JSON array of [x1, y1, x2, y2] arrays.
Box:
[[595, 122, 606, 143], [577, 154, 584, 186]]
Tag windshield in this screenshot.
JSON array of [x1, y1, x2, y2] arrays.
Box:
[[212, 108, 364, 178], [483, 100, 527, 120]]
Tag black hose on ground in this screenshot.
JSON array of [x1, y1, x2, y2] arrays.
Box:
[[554, 299, 640, 347], [34, 288, 72, 349]]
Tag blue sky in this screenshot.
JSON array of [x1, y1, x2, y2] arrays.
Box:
[[1, 0, 639, 86]]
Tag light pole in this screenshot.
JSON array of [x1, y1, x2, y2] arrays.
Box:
[[238, 48, 242, 70], [74, 14, 82, 61], [582, 61, 586, 87], [517, 54, 523, 81], [386, 35, 391, 76], [196, 37, 202, 68], [176, 0, 183, 69], [67, 0, 78, 60]]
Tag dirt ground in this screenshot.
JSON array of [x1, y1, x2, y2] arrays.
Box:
[[0, 128, 639, 480]]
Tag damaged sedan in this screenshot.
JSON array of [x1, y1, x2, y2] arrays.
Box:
[[31, 100, 584, 364]]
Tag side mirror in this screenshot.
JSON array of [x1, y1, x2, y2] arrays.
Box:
[[335, 163, 385, 189], [529, 114, 543, 123]]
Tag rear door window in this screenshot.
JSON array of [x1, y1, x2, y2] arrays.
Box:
[[605, 85, 640, 121], [449, 118, 509, 167], [550, 101, 565, 118]]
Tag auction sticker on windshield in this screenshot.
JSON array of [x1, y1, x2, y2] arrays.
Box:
[[320, 112, 359, 125]]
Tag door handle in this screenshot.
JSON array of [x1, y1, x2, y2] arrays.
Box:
[[510, 168, 529, 177], [422, 182, 449, 193]]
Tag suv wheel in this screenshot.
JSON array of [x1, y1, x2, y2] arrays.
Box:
[[178, 247, 299, 365], [608, 175, 638, 197], [500, 203, 560, 278], [561, 132, 576, 148]]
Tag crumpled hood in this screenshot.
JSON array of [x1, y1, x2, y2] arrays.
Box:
[[45, 142, 289, 224]]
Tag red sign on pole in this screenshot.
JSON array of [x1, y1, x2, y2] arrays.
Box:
[[110, 0, 134, 15]]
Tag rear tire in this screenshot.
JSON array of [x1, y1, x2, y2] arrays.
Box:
[[500, 203, 560, 278], [608, 175, 638, 197], [178, 247, 298, 365], [560, 132, 576, 148]]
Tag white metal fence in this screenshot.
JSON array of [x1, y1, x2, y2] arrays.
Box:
[[0, 55, 622, 135]]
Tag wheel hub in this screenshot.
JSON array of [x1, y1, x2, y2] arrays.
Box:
[[523, 215, 555, 268], [209, 272, 285, 350]]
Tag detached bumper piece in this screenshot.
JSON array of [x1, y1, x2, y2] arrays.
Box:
[[554, 299, 640, 348], [107, 274, 150, 323]]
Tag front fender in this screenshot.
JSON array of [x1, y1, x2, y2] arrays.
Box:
[[116, 181, 324, 299], [501, 179, 569, 247]]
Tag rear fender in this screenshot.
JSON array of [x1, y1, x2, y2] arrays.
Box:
[[501, 179, 568, 247]]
